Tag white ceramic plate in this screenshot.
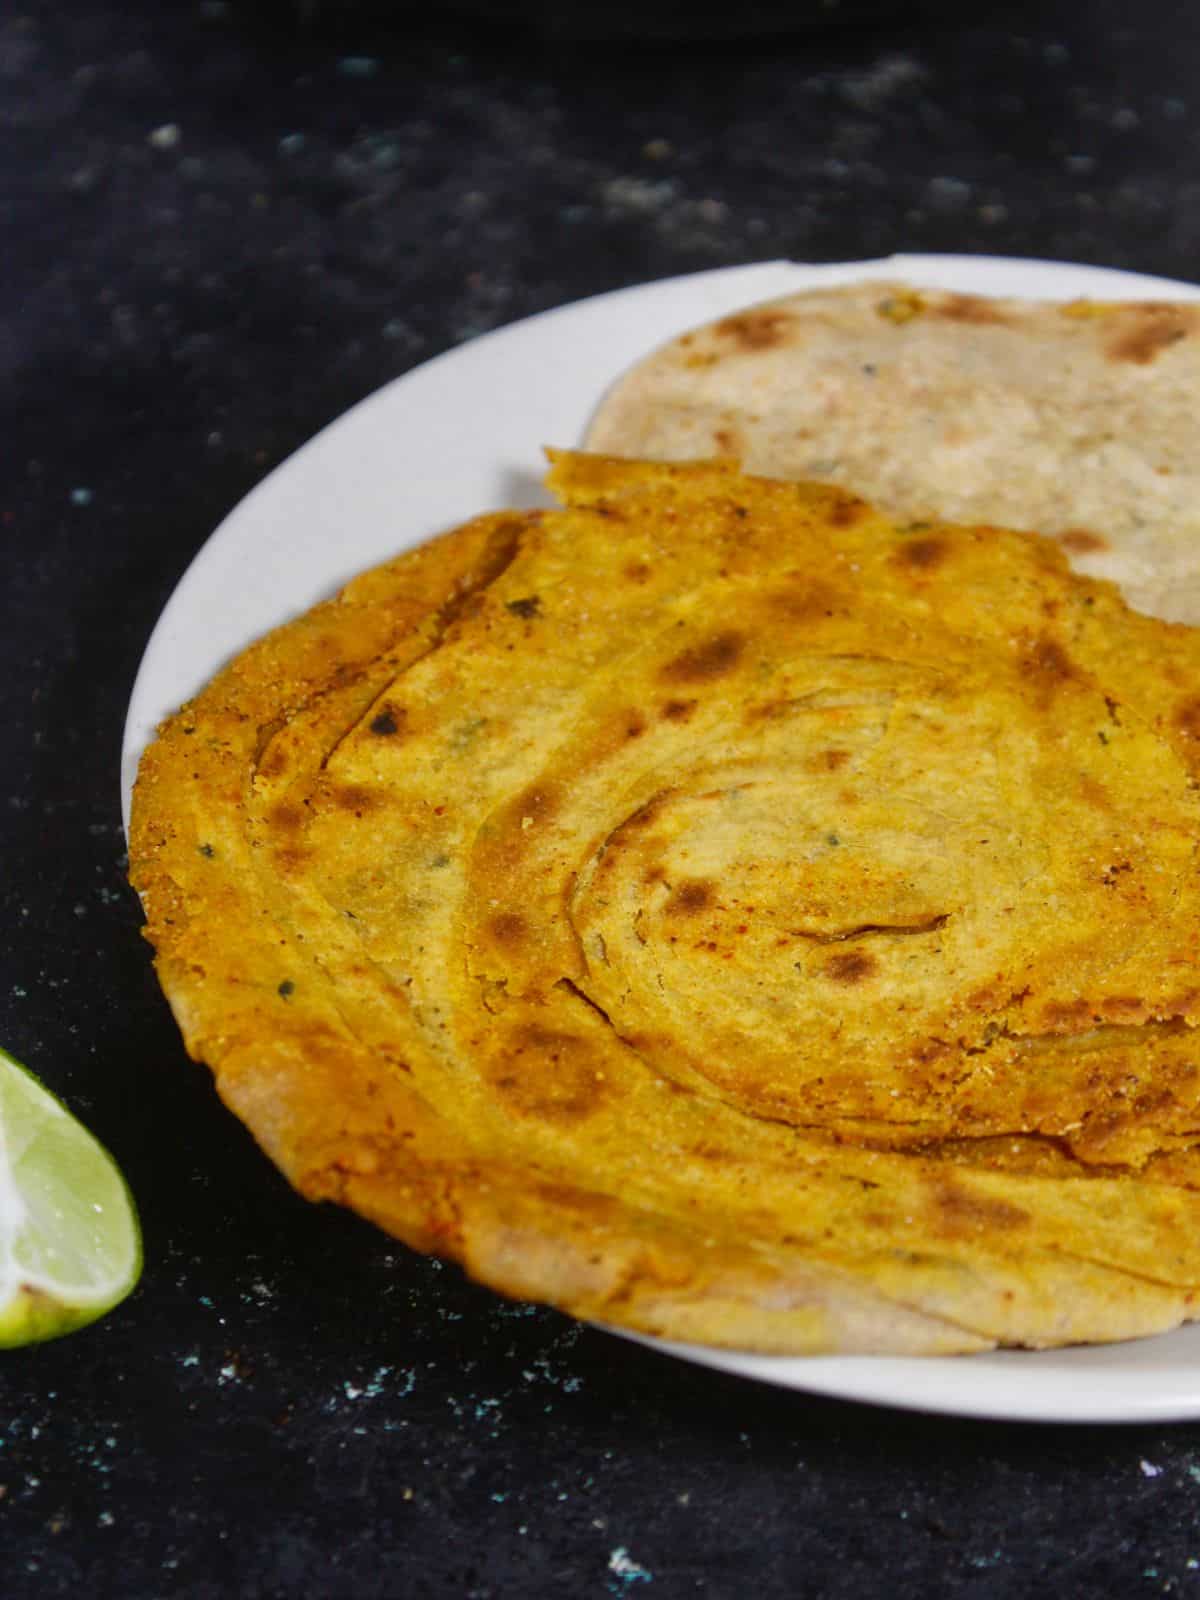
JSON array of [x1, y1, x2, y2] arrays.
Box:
[[123, 254, 1200, 1423]]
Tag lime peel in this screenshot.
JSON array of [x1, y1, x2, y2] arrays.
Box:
[[0, 1045, 142, 1348]]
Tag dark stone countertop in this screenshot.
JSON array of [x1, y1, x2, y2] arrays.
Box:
[[5, 2, 1200, 1594]]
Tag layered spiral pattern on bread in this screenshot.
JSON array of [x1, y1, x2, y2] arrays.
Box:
[[130, 454, 1200, 1353]]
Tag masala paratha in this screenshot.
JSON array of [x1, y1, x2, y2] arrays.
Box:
[[585, 281, 1200, 622], [129, 453, 1200, 1355]]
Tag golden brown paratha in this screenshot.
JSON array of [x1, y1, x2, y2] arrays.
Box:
[[585, 281, 1200, 622], [130, 453, 1200, 1355]]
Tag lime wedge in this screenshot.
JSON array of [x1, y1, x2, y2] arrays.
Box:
[[0, 1044, 141, 1348]]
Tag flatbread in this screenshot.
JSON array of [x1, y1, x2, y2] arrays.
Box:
[[129, 453, 1200, 1355], [585, 281, 1200, 622]]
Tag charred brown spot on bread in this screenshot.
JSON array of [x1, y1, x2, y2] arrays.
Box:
[[333, 785, 380, 816], [688, 1141, 738, 1165], [589, 708, 650, 763], [895, 536, 948, 570], [1056, 529, 1111, 555], [660, 630, 744, 684], [489, 911, 527, 946], [827, 495, 868, 528], [816, 748, 851, 772], [860, 1209, 896, 1232], [1018, 635, 1079, 693], [928, 1178, 1029, 1235], [273, 846, 312, 877], [369, 706, 405, 736], [932, 292, 1012, 327], [1078, 774, 1113, 812], [743, 696, 788, 725], [623, 561, 652, 584], [715, 308, 795, 351], [667, 880, 715, 916], [1175, 696, 1200, 742], [485, 1025, 611, 1123], [1107, 306, 1197, 365], [328, 660, 367, 691], [763, 578, 840, 622], [1039, 998, 1094, 1032], [660, 698, 697, 723], [267, 800, 305, 835], [505, 595, 541, 619], [515, 782, 561, 823], [823, 950, 877, 985]]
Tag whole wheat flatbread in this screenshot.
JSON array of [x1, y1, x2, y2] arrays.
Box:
[[130, 453, 1200, 1356], [586, 281, 1200, 622]]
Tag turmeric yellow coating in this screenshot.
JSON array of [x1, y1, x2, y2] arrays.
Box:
[[130, 454, 1200, 1354]]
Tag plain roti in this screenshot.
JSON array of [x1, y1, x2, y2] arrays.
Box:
[[586, 281, 1200, 622]]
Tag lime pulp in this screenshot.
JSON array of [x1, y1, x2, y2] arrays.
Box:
[[0, 1044, 141, 1348]]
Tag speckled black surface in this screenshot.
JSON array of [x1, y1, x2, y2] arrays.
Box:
[[7, 1, 1200, 1594]]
